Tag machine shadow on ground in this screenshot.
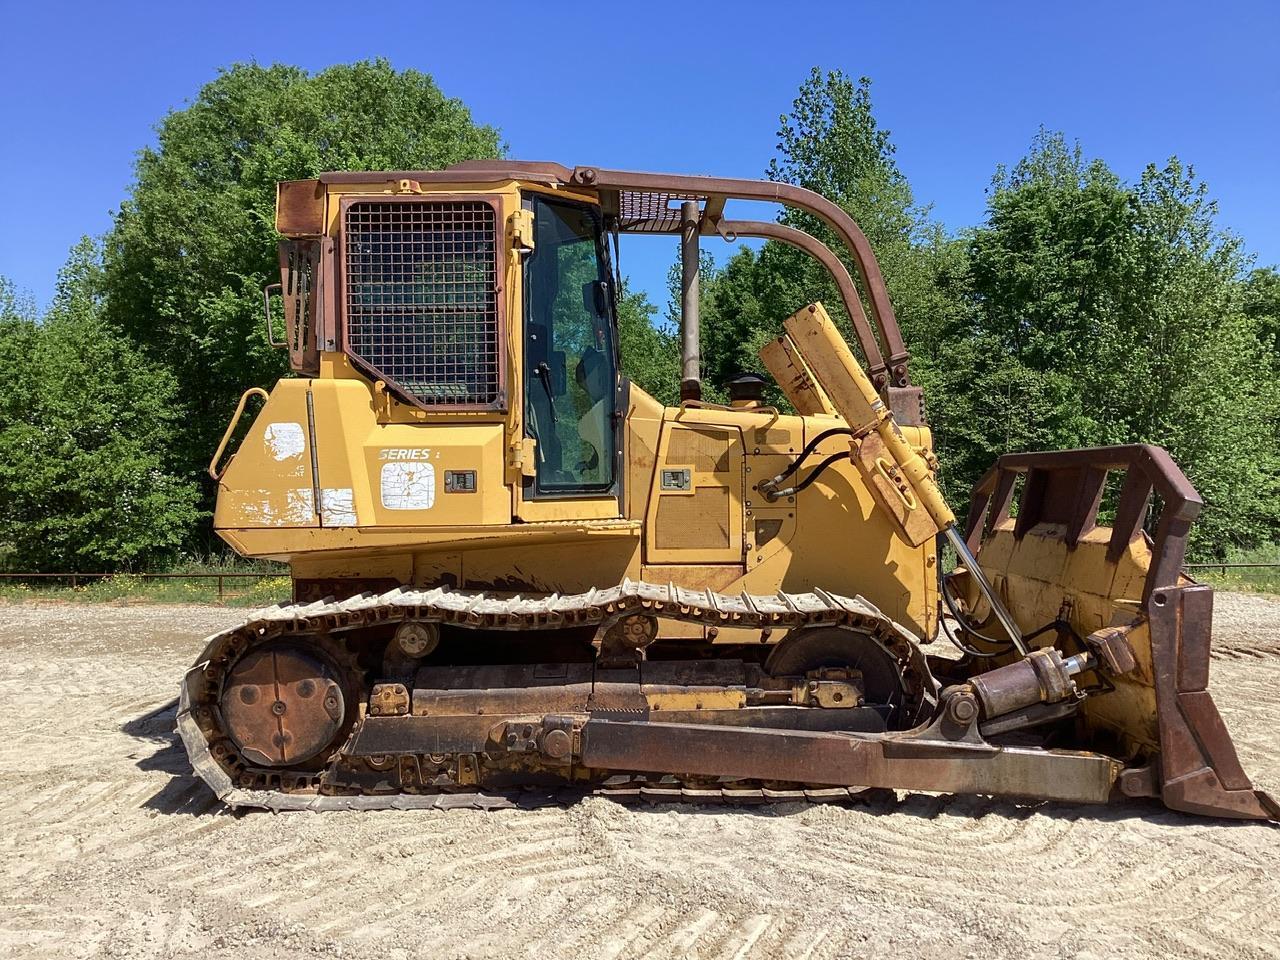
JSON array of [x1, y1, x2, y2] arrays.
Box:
[[121, 699, 226, 816]]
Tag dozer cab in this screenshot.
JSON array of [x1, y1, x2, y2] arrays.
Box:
[[181, 161, 1275, 819]]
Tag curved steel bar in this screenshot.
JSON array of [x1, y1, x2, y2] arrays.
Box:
[[716, 219, 887, 386], [570, 167, 911, 387]]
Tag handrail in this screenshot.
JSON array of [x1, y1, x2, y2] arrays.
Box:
[[208, 387, 269, 480]]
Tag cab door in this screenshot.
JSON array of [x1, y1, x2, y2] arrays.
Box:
[[515, 194, 622, 522]]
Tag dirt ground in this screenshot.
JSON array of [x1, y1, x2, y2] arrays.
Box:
[[0, 596, 1277, 960]]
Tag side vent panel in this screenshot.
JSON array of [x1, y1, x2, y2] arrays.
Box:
[[646, 425, 743, 564], [655, 488, 731, 550]]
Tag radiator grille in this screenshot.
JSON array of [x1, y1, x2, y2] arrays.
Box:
[[344, 199, 501, 407]]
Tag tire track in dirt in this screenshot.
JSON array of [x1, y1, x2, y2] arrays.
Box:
[[0, 598, 1278, 960]]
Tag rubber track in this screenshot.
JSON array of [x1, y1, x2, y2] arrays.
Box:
[[177, 579, 931, 812]]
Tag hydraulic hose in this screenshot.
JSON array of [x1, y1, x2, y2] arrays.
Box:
[[759, 427, 854, 500]]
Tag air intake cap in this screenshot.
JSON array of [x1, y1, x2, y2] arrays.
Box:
[[727, 372, 767, 408]]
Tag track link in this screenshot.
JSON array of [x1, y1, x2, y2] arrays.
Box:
[[178, 579, 934, 812]]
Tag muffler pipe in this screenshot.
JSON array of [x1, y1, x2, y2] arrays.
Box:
[[679, 200, 702, 402]]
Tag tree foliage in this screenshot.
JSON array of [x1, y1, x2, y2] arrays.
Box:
[[953, 133, 1280, 553], [0, 242, 201, 571], [6, 60, 1278, 569], [621, 72, 1280, 558], [617, 281, 680, 407], [101, 59, 502, 525]]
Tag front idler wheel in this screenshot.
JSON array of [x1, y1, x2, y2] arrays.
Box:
[[220, 642, 349, 767]]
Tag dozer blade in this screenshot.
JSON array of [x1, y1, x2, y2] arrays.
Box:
[[960, 444, 1277, 821]]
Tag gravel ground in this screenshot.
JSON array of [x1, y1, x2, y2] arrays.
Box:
[[0, 595, 1277, 960]]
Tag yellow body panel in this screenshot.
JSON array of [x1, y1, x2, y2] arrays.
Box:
[[215, 363, 938, 638], [215, 174, 938, 642], [213, 379, 318, 530]]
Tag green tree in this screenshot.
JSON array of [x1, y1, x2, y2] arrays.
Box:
[[617, 281, 680, 406], [0, 241, 201, 572], [102, 59, 502, 539], [960, 132, 1280, 555], [677, 69, 967, 427], [1242, 266, 1280, 363], [761, 69, 965, 358]]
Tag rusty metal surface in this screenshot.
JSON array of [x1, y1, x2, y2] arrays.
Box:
[[173, 568, 1273, 817], [964, 444, 1200, 605], [275, 179, 325, 236], [621, 189, 702, 233], [969, 649, 1079, 718], [277, 239, 321, 376], [569, 166, 910, 388], [178, 580, 934, 811], [579, 719, 1119, 805], [220, 644, 345, 766], [1147, 584, 1279, 819], [320, 161, 573, 188], [680, 200, 702, 401]]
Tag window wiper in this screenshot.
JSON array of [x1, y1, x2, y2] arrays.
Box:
[[535, 362, 558, 424]]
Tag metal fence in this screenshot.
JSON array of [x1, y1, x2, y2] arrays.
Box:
[[1183, 563, 1280, 575], [2, 563, 1277, 604], [0, 572, 284, 602]]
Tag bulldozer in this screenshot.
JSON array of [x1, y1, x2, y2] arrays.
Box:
[[179, 160, 1276, 819]]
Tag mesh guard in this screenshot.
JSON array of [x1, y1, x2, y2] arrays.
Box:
[[342, 197, 504, 410]]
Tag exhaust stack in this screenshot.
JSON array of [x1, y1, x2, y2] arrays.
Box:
[[680, 200, 702, 401]]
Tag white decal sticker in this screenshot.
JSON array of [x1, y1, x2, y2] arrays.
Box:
[[240, 488, 313, 526], [380, 462, 436, 510], [285, 488, 315, 523], [321, 487, 358, 527], [240, 495, 277, 526], [264, 422, 305, 461]]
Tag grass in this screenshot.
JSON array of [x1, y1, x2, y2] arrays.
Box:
[[1188, 544, 1280, 596], [0, 556, 292, 607]]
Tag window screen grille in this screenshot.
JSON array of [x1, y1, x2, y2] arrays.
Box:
[[344, 199, 501, 407]]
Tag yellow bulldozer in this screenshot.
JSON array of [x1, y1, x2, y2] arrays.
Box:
[[179, 161, 1275, 819]]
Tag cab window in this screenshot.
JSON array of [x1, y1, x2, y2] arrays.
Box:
[[523, 196, 618, 496]]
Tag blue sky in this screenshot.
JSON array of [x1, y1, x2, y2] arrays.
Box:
[[2, 0, 1277, 317]]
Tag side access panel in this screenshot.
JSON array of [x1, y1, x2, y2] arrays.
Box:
[[644, 420, 745, 565]]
